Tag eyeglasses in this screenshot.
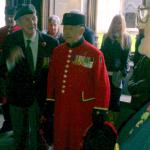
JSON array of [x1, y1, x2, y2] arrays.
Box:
[[137, 5, 150, 24]]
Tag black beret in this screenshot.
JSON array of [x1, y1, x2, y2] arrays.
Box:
[[62, 12, 85, 26], [15, 4, 36, 20]]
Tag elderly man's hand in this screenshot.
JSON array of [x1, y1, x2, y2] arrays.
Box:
[[6, 46, 24, 71], [8, 46, 24, 63]]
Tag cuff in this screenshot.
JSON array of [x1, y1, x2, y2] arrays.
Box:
[[46, 98, 55, 102]]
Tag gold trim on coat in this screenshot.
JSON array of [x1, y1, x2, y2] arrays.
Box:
[[93, 107, 108, 111], [81, 91, 96, 102], [46, 98, 55, 101]]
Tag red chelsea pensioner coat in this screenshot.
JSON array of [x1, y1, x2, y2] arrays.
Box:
[[47, 40, 110, 150]]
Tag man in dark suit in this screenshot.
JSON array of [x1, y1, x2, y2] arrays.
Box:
[[1, 4, 58, 150]]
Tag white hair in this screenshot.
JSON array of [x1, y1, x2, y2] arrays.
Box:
[[48, 15, 61, 24]]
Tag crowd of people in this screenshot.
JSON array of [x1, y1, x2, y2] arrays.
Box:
[[0, 0, 149, 150]]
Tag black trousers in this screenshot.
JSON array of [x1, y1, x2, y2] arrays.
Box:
[[1, 103, 12, 129], [109, 76, 122, 112]]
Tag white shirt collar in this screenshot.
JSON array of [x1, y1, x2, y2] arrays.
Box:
[[23, 30, 37, 43]]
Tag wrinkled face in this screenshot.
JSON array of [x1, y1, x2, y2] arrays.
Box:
[[18, 13, 37, 37], [63, 25, 84, 44], [48, 22, 59, 37]]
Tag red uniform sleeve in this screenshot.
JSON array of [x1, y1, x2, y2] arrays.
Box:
[[47, 53, 56, 102], [93, 51, 110, 108]]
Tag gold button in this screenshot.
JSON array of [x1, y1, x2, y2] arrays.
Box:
[[63, 74, 67, 78], [65, 64, 69, 68], [62, 80, 66, 83], [61, 90, 65, 93], [68, 54, 71, 58], [64, 69, 68, 73], [62, 85, 66, 88], [69, 49, 72, 53], [67, 60, 71, 63]]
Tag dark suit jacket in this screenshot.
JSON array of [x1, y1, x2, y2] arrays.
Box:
[[2, 29, 58, 108]]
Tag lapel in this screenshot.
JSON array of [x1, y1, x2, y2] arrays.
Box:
[[14, 30, 47, 75], [17, 30, 26, 52], [35, 31, 47, 74]]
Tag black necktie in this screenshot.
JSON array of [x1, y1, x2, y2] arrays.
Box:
[[26, 40, 34, 73]]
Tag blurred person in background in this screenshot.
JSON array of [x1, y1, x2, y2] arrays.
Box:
[[47, 15, 64, 43], [83, 26, 97, 46], [0, 6, 20, 49], [0, 6, 21, 134], [101, 14, 131, 126], [119, 2, 150, 148]]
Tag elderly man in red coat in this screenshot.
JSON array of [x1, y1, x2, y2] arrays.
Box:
[[46, 12, 110, 150]]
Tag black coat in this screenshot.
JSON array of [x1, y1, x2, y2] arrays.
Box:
[[128, 56, 150, 110], [83, 26, 96, 46], [101, 35, 130, 75], [2, 30, 58, 108]]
